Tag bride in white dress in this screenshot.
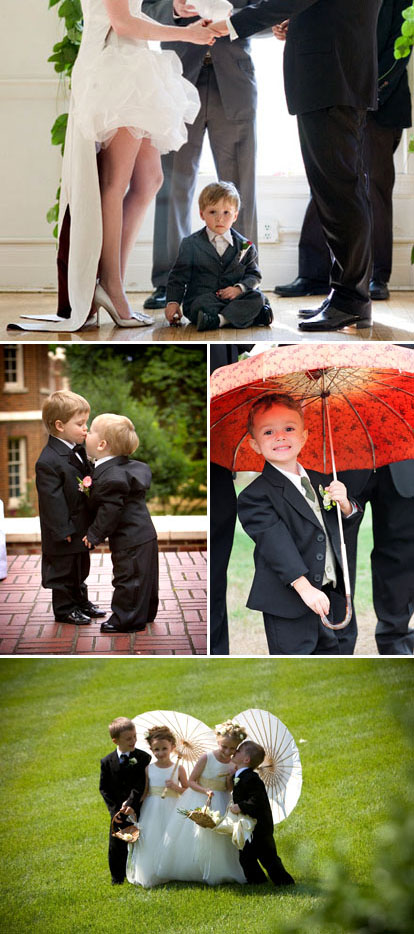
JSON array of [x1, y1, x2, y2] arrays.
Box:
[[158, 720, 248, 886], [10, 0, 212, 332]]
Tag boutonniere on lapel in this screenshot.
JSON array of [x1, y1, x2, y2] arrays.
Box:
[[237, 240, 253, 263], [77, 475, 93, 497], [233, 776, 240, 786], [128, 757, 138, 767], [318, 484, 336, 511]]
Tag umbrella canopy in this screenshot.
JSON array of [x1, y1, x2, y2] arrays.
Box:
[[132, 710, 216, 779], [233, 708, 302, 824], [211, 343, 414, 474]]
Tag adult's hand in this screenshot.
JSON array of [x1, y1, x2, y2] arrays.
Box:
[[173, 0, 198, 16], [272, 19, 289, 41], [207, 19, 230, 36], [184, 18, 216, 42]]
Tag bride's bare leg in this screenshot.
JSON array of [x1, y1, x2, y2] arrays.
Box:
[[98, 128, 142, 319], [120, 139, 163, 281]]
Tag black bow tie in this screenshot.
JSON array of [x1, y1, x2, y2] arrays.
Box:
[[73, 444, 86, 455]]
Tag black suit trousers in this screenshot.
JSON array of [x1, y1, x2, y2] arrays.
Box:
[[42, 551, 90, 618], [210, 464, 237, 654], [108, 822, 129, 883], [240, 832, 292, 885], [297, 105, 372, 312], [298, 115, 403, 285], [108, 539, 159, 632]]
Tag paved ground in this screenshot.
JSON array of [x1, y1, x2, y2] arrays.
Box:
[[0, 552, 207, 655]]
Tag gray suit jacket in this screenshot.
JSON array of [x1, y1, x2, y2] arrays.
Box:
[[141, 0, 257, 119]]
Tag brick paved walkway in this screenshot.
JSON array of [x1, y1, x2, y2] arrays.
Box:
[[0, 552, 207, 655]]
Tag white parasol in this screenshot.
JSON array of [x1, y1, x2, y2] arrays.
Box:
[[233, 708, 302, 824], [132, 709, 216, 779]]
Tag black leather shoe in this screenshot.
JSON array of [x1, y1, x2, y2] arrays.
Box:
[[100, 622, 147, 633], [274, 276, 330, 297], [80, 602, 106, 618], [196, 310, 220, 331], [143, 287, 166, 309], [298, 297, 330, 319], [111, 879, 124, 886], [56, 609, 91, 625], [369, 279, 390, 300], [255, 303, 274, 326], [298, 304, 372, 331]]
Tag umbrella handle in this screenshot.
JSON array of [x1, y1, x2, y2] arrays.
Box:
[[161, 753, 182, 798], [320, 594, 353, 630]]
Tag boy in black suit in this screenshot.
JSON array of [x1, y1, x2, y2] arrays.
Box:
[[165, 181, 272, 332], [230, 740, 294, 886], [100, 717, 151, 885], [83, 414, 159, 633], [238, 393, 360, 655], [35, 390, 105, 625]]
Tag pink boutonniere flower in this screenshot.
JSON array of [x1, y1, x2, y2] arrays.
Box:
[[238, 240, 253, 263], [77, 475, 92, 497]]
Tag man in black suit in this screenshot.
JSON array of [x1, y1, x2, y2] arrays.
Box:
[[340, 462, 414, 655], [84, 414, 159, 633], [231, 741, 294, 885], [35, 390, 105, 625], [275, 0, 412, 306], [209, 0, 382, 331], [100, 717, 151, 885]]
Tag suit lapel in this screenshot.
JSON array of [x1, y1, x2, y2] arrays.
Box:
[[262, 462, 323, 529]]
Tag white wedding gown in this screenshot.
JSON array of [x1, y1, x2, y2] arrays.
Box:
[[10, 0, 199, 332], [157, 752, 246, 886]]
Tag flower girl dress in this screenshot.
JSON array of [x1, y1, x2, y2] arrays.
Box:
[[127, 762, 181, 888], [158, 752, 246, 885], [12, 0, 199, 332]]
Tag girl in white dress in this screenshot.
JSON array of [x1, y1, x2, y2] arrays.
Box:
[[127, 725, 187, 888], [158, 720, 248, 885], [12, 0, 213, 333]]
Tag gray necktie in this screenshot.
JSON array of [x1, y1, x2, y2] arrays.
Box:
[[301, 476, 316, 503]]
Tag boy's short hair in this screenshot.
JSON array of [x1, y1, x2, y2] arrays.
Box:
[[247, 392, 305, 437], [42, 390, 90, 434], [92, 414, 139, 456], [108, 717, 135, 740], [238, 740, 265, 770], [145, 725, 176, 748], [198, 181, 240, 212]]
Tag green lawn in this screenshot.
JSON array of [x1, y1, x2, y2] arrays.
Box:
[[228, 482, 375, 654], [0, 658, 412, 933]]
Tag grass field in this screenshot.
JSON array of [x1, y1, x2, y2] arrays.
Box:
[[228, 481, 375, 654], [0, 658, 412, 934]]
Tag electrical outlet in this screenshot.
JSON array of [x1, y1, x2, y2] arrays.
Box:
[[259, 220, 279, 243]]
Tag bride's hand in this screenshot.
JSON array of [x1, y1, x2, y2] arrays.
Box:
[[184, 19, 216, 44]]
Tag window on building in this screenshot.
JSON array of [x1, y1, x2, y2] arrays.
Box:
[[8, 438, 27, 508], [3, 345, 25, 391]]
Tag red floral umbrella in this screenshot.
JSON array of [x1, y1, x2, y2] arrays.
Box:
[[210, 342, 414, 629]]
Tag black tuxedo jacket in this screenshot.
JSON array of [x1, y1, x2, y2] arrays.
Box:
[[99, 747, 151, 819], [86, 457, 157, 552], [233, 768, 274, 842], [231, 0, 381, 115], [237, 462, 360, 617], [35, 436, 92, 555], [166, 228, 261, 316], [376, 0, 412, 128], [340, 461, 414, 500]]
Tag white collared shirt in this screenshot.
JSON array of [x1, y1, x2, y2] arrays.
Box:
[[234, 767, 249, 778], [94, 455, 117, 467], [56, 437, 84, 463]]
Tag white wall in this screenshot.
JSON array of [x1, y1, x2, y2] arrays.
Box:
[[1, 2, 413, 292]]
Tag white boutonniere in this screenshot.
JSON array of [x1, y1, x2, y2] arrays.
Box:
[[238, 240, 253, 263], [233, 776, 240, 786], [319, 485, 337, 511], [128, 757, 138, 767], [77, 475, 92, 497]]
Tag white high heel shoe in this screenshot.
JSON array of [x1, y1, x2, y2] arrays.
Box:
[[94, 284, 155, 327]]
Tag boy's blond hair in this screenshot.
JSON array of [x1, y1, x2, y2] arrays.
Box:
[[199, 181, 240, 213], [247, 393, 305, 438], [42, 390, 90, 434], [92, 414, 139, 456], [108, 717, 135, 740]]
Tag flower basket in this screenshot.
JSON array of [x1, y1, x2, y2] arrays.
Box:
[[111, 811, 140, 843], [177, 791, 218, 829]]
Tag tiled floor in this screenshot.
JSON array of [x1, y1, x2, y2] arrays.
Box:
[[0, 552, 207, 655], [1, 291, 414, 342]]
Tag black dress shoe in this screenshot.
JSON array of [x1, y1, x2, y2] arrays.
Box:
[[255, 303, 274, 326], [111, 879, 124, 886], [196, 310, 220, 332], [298, 304, 372, 332], [298, 297, 330, 319], [100, 621, 147, 633], [56, 609, 91, 625], [143, 287, 166, 310], [80, 602, 106, 618], [274, 276, 330, 297], [369, 279, 390, 300]]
